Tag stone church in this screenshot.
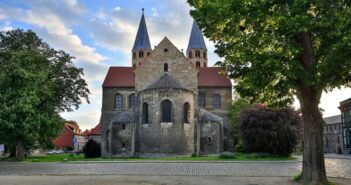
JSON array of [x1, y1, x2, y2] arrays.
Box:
[[100, 11, 232, 157]]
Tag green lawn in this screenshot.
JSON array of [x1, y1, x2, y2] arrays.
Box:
[[0, 153, 296, 162]]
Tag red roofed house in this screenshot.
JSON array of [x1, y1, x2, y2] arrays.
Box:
[[53, 122, 86, 152], [100, 10, 232, 157], [86, 123, 102, 143]]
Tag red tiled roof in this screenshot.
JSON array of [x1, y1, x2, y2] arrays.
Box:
[[102, 67, 135, 88], [197, 67, 232, 87], [88, 123, 101, 136], [102, 66, 231, 88], [82, 129, 90, 135]]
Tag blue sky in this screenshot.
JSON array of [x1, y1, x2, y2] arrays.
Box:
[[1, 0, 350, 130]]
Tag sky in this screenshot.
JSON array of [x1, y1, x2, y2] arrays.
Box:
[[0, 0, 350, 130]]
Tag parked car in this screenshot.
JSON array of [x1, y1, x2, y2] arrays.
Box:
[[46, 149, 64, 155]]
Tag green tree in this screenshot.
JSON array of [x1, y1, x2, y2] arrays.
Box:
[[188, 1, 351, 184], [230, 96, 251, 152], [0, 29, 90, 160]]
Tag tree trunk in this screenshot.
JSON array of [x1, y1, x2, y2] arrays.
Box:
[[297, 89, 328, 185], [15, 139, 25, 160], [297, 32, 328, 185]]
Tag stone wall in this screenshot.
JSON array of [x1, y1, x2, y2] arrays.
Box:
[[110, 122, 133, 156], [200, 121, 222, 154], [323, 122, 343, 154], [136, 88, 195, 155], [134, 38, 198, 94], [102, 87, 135, 112], [199, 87, 233, 151]]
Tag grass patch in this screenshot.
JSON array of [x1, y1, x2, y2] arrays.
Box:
[[0, 153, 296, 162], [292, 172, 302, 182]]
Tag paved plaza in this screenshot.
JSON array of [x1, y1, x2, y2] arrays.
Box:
[[0, 158, 350, 185]]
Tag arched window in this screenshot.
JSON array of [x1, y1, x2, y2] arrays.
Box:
[[142, 103, 148, 123], [129, 93, 136, 108], [203, 52, 207, 59], [198, 93, 205, 108], [196, 61, 200, 68], [195, 50, 200, 57], [139, 50, 144, 58], [115, 94, 123, 109], [164, 63, 168, 72], [212, 94, 221, 108], [189, 51, 192, 58], [161, 99, 172, 122], [204, 62, 207, 67], [183, 102, 190, 123], [133, 52, 136, 59]]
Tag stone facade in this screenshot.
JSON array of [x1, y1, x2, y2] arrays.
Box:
[[100, 12, 232, 157], [339, 98, 351, 154], [323, 115, 343, 154]]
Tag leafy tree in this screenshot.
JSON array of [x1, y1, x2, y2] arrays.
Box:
[[0, 29, 89, 160], [188, 1, 351, 184], [240, 107, 302, 156], [229, 96, 252, 152]]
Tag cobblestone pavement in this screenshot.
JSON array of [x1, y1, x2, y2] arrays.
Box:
[[0, 158, 350, 178]]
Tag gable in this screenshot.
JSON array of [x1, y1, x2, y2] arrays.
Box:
[[134, 37, 198, 93]]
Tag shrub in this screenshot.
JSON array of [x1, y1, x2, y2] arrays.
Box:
[[240, 108, 302, 156], [219, 152, 237, 159], [191, 152, 198, 157], [83, 139, 101, 158]]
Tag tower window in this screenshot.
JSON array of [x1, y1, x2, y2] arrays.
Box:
[[115, 93, 123, 109], [183, 102, 190, 123], [122, 124, 126, 130], [133, 52, 136, 59], [196, 61, 200, 68], [198, 93, 205, 108], [122, 142, 126, 148], [164, 63, 168, 72], [142, 103, 148, 124], [161, 99, 172, 122], [147, 52, 151, 56], [189, 51, 192, 58], [139, 50, 144, 58], [129, 93, 136, 108], [164, 48, 168, 52], [212, 94, 221, 109], [195, 50, 200, 57], [203, 52, 207, 59]]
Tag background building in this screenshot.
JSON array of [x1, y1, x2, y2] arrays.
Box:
[[323, 115, 343, 154], [53, 122, 86, 152], [339, 98, 351, 154]]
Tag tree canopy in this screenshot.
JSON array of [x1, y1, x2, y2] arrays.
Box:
[[189, 0, 351, 106], [188, 1, 351, 184], [0, 29, 90, 160]]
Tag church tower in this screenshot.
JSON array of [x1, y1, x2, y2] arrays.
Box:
[[132, 9, 152, 67], [186, 21, 207, 68]]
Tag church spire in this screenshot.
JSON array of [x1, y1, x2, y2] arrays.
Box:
[[132, 8, 152, 67], [186, 21, 207, 68], [133, 8, 151, 50]]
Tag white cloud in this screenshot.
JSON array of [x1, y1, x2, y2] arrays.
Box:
[[114, 6, 121, 11]]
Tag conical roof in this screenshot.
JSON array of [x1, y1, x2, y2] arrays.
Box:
[[186, 21, 207, 51], [132, 10, 151, 50], [146, 73, 188, 90]]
